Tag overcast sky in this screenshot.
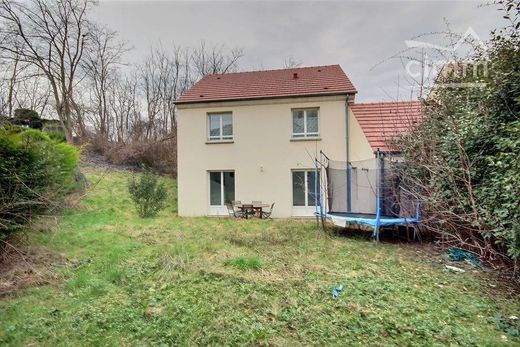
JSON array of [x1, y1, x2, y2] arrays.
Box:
[[92, 0, 504, 102]]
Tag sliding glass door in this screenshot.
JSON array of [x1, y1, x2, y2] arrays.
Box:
[[292, 169, 320, 216], [209, 171, 235, 215]]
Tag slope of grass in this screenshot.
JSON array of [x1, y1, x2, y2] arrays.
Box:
[[0, 166, 519, 346]]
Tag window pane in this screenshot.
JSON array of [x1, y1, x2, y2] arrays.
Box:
[[307, 171, 320, 206], [306, 109, 319, 134], [209, 115, 221, 138], [292, 110, 304, 134], [222, 114, 233, 137], [209, 172, 222, 205], [223, 171, 235, 204], [292, 171, 305, 206]]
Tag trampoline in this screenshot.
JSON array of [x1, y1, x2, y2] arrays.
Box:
[[314, 150, 420, 240]]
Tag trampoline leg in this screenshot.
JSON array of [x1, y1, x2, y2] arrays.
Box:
[[373, 225, 380, 241]]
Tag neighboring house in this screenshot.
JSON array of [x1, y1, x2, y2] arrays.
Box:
[[175, 65, 422, 218], [350, 101, 423, 153]]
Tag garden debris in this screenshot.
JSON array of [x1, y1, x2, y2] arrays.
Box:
[[445, 265, 466, 273], [446, 247, 481, 268], [331, 283, 344, 298], [0, 244, 62, 297]]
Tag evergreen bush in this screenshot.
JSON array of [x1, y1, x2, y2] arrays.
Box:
[[0, 126, 80, 238], [128, 168, 168, 218]]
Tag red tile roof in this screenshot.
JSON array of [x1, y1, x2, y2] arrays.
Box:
[[176, 65, 357, 104], [351, 101, 424, 152]]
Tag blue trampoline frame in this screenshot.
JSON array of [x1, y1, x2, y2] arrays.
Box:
[[314, 151, 420, 240]]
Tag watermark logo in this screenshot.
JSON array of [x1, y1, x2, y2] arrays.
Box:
[[404, 27, 489, 88]]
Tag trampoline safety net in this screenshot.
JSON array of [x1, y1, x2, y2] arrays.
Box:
[[325, 155, 416, 218]]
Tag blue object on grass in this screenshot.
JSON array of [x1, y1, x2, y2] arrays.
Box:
[[331, 283, 344, 298], [447, 247, 481, 268]]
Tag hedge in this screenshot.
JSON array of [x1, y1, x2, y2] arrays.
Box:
[[0, 126, 80, 239]]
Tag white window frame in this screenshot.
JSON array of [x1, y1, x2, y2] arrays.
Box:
[[292, 108, 319, 138], [207, 112, 233, 141], [291, 169, 320, 217], [208, 170, 235, 215]]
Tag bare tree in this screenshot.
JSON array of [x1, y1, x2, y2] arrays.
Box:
[[0, 54, 27, 117], [0, 55, 52, 118], [4, 54, 19, 117], [136, 42, 243, 141], [139, 44, 189, 140], [0, 68, 7, 117], [109, 74, 139, 143], [283, 56, 302, 69], [191, 41, 243, 76], [139, 48, 165, 140], [0, 0, 94, 142], [83, 24, 128, 140], [13, 72, 52, 117]]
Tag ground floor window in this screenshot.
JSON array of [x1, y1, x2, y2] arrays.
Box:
[[209, 171, 235, 206], [292, 170, 320, 207]]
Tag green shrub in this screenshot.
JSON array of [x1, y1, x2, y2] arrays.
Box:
[[0, 126, 80, 237], [127, 169, 168, 218], [224, 256, 262, 271], [46, 130, 67, 143], [42, 119, 66, 143], [396, 14, 520, 261]]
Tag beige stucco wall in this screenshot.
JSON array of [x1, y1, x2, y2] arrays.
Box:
[[177, 95, 375, 218], [348, 110, 375, 163]]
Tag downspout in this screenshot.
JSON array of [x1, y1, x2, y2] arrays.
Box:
[[345, 95, 351, 212], [314, 158, 319, 227]]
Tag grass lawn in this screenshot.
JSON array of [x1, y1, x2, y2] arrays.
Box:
[[1, 166, 519, 346]]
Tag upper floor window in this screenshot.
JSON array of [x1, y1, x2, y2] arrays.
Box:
[[208, 113, 233, 141], [292, 108, 319, 138]]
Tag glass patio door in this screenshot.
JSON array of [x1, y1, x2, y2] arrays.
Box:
[[208, 171, 235, 215], [292, 169, 320, 216]]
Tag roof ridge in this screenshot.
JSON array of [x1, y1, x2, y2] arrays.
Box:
[[352, 100, 422, 106], [207, 64, 342, 77]]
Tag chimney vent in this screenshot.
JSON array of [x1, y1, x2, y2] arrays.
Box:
[[293, 72, 298, 79]]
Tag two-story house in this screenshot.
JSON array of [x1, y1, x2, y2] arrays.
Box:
[[175, 65, 422, 218]]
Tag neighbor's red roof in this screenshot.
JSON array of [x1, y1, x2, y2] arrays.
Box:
[[351, 101, 424, 152], [176, 65, 357, 104]]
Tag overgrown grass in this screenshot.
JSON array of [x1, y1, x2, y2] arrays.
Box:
[[0, 166, 519, 346], [225, 256, 262, 271]]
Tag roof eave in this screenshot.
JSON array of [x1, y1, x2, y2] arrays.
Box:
[[175, 90, 357, 105]]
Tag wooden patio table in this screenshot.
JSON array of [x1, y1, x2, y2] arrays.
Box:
[[237, 203, 270, 219]]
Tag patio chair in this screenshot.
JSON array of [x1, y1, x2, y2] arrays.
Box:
[[226, 203, 243, 218], [261, 203, 275, 219], [232, 200, 242, 206]]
